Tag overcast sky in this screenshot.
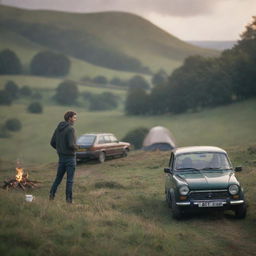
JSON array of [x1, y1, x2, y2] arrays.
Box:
[[1, 0, 255, 40]]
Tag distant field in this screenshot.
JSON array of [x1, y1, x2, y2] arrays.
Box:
[[0, 75, 127, 95], [0, 147, 255, 256], [0, 97, 255, 164]]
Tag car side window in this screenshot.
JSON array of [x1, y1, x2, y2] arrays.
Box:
[[98, 136, 105, 144], [104, 135, 111, 143], [110, 135, 118, 143]]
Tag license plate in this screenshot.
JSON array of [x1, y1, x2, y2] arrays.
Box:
[[198, 201, 224, 207], [77, 148, 87, 152]]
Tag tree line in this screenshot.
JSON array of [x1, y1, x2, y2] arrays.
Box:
[[125, 16, 256, 115], [0, 49, 71, 76]]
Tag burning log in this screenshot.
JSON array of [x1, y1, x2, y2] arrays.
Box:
[[2, 166, 40, 190]]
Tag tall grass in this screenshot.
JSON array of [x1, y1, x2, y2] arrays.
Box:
[[0, 149, 256, 256]]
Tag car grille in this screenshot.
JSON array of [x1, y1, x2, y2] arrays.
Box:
[[189, 191, 229, 200]]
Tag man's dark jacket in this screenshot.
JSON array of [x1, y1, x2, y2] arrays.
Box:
[[50, 121, 78, 156]]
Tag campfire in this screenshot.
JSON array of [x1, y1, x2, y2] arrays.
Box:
[[3, 164, 39, 190]]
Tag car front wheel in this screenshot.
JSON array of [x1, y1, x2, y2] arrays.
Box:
[[170, 194, 183, 219], [122, 148, 129, 157], [234, 203, 247, 219]]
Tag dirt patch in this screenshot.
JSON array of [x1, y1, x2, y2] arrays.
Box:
[[94, 181, 125, 189]]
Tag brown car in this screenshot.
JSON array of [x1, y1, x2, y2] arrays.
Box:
[[76, 133, 130, 163]]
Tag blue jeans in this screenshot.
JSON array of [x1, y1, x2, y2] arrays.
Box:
[[50, 155, 76, 202]]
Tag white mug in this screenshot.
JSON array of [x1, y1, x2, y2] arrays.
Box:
[[25, 194, 33, 202]]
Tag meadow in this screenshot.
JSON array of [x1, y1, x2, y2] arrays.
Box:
[[0, 95, 255, 164], [0, 147, 256, 256], [1, 73, 256, 256]]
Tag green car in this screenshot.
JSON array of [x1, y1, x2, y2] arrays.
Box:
[[164, 146, 247, 219]]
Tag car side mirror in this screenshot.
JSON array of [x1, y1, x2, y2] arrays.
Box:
[[235, 166, 242, 172], [164, 167, 172, 174]]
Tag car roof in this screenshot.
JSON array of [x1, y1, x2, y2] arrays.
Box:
[[173, 146, 227, 155], [79, 133, 114, 136]]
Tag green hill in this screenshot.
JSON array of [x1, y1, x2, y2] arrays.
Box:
[[0, 5, 218, 75]]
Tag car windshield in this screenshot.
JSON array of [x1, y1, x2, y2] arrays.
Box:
[[175, 152, 232, 170], [77, 135, 96, 145]]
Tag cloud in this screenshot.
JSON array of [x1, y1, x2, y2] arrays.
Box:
[[2, 0, 227, 16]]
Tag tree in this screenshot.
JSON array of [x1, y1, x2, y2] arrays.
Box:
[[231, 16, 256, 98], [151, 69, 168, 87], [27, 102, 43, 113], [93, 76, 108, 85], [128, 75, 150, 90], [55, 80, 79, 105], [4, 80, 19, 99], [125, 88, 149, 115], [30, 51, 70, 76], [122, 127, 149, 149], [88, 92, 118, 111], [0, 49, 22, 74], [110, 77, 128, 87]]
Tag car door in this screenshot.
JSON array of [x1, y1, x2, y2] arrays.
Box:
[[166, 153, 175, 192], [109, 134, 122, 155], [103, 135, 113, 156]]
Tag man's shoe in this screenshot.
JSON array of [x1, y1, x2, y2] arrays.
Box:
[[49, 194, 54, 201]]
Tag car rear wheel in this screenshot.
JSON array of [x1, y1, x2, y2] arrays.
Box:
[[234, 203, 247, 219], [98, 152, 106, 163]]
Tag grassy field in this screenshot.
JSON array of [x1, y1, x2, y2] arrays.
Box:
[[0, 148, 256, 256], [0, 74, 256, 256], [0, 97, 255, 164]]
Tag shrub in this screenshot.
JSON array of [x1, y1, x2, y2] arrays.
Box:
[[82, 91, 93, 100], [0, 49, 22, 74], [93, 76, 108, 85], [20, 85, 32, 96], [4, 81, 19, 99], [110, 77, 128, 87], [88, 92, 118, 111], [122, 127, 149, 149], [27, 102, 43, 113], [30, 51, 70, 76], [128, 75, 150, 90], [55, 80, 79, 105], [5, 118, 22, 132]]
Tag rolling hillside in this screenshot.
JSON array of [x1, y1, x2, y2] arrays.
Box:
[[0, 5, 218, 75]]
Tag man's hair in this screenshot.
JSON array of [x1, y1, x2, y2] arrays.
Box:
[[64, 111, 77, 121]]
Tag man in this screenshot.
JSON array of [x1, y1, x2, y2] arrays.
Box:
[[49, 111, 78, 203]]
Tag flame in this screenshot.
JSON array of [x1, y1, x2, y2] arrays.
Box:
[[16, 167, 23, 182]]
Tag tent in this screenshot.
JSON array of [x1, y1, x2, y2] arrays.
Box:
[[142, 126, 176, 151]]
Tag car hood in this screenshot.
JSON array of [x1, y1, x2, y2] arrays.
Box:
[[175, 170, 239, 190], [77, 144, 93, 149]]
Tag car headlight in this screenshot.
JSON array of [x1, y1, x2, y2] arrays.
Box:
[[229, 184, 239, 195], [179, 185, 189, 195]]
